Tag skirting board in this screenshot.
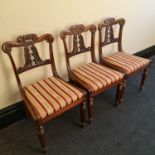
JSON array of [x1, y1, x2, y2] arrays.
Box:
[[134, 45, 155, 58], [0, 45, 155, 129], [0, 101, 25, 129]]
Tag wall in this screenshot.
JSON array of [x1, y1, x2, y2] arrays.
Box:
[[0, 0, 155, 109]]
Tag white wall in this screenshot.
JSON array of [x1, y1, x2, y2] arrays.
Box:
[[0, 0, 155, 109]]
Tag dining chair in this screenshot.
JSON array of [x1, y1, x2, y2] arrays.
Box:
[[60, 24, 126, 123], [2, 33, 87, 152], [98, 18, 151, 91]]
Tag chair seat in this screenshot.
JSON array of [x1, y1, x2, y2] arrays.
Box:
[[71, 63, 124, 93], [103, 52, 151, 74], [24, 77, 85, 120]]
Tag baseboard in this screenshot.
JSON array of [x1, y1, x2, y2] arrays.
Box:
[[134, 45, 155, 58], [0, 101, 25, 129], [0, 45, 155, 129]]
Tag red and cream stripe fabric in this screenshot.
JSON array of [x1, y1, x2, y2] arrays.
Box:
[[24, 77, 84, 120], [72, 63, 124, 93], [103, 52, 151, 74]]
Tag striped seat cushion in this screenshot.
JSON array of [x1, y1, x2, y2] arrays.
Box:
[[103, 52, 151, 74], [24, 77, 84, 120], [72, 63, 124, 93]]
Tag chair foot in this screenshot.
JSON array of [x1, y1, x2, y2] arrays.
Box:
[[80, 101, 86, 128], [88, 97, 93, 123], [37, 125, 47, 152], [140, 67, 149, 91], [88, 118, 93, 124], [42, 147, 47, 153], [115, 101, 119, 107]]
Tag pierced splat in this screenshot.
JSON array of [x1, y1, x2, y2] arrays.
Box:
[[16, 34, 46, 73], [2, 33, 55, 83], [23, 45, 43, 67], [31, 45, 43, 64], [104, 26, 114, 43], [103, 25, 118, 45], [60, 24, 96, 63], [71, 34, 88, 55], [98, 18, 126, 52]]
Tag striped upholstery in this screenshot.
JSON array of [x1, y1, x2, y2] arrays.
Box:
[[24, 77, 84, 120], [72, 63, 124, 93], [103, 52, 151, 74]]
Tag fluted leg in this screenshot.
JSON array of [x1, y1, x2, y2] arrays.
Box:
[[88, 97, 93, 123], [140, 67, 149, 91], [80, 102, 86, 128], [37, 125, 47, 152]]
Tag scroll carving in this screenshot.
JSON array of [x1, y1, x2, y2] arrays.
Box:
[[99, 18, 125, 47], [2, 33, 54, 76], [69, 24, 85, 35], [16, 34, 45, 73]]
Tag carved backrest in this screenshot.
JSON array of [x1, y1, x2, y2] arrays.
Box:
[[2, 33, 58, 91], [98, 18, 125, 58], [60, 24, 96, 74]]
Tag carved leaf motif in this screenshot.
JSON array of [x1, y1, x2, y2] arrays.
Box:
[[78, 35, 86, 51], [71, 34, 87, 54], [72, 35, 78, 54], [31, 45, 43, 64], [24, 46, 32, 67], [104, 26, 115, 44]]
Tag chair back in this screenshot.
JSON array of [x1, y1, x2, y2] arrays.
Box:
[[98, 18, 125, 60], [2, 33, 58, 93], [60, 24, 97, 76]]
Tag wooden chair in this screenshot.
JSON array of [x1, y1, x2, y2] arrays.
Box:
[[2, 34, 87, 152], [60, 24, 126, 123], [98, 18, 151, 91]]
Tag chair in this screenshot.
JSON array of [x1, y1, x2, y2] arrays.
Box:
[[2, 34, 87, 152], [60, 24, 126, 123], [98, 18, 151, 91]]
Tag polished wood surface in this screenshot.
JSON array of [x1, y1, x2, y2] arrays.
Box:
[[61, 24, 126, 123], [98, 18, 151, 90], [2, 34, 87, 152]]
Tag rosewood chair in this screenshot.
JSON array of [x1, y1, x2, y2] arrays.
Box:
[[60, 24, 126, 123], [2, 34, 87, 152], [98, 18, 151, 91]]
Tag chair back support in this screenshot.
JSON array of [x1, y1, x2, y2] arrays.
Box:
[[98, 18, 125, 59], [2, 34, 58, 92], [60, 24, 97, 76]]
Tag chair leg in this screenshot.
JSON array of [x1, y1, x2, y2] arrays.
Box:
[[37, 124, 47, 152], [140, 67, 149, 91], [80, 101, 86, 128], [88, 97, 93, 123], [119, 80, 126, 104], [115, 80, 126, 106], [25, 106, 30, 118]]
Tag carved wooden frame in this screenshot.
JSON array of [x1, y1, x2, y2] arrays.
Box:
[[60, 24, 97, 81], [98, 17, 151, 90], [98, 18, 125, 60], [61, 24, 126, 123], [2, 33, 87, 152]]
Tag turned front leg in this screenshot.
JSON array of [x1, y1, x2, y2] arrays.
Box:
[[140, 67, 149, 91], [88, 97, 93, 123], [80, 101, 86, 127], [37, 125, 47, 152]]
